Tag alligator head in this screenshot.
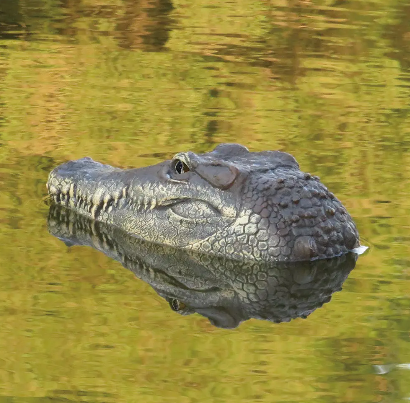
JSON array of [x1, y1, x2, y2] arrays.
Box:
[[47, 143, 360, 262], [48, 205, 358, 329]]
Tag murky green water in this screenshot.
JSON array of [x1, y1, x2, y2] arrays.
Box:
[[1, 0, 410, 401]]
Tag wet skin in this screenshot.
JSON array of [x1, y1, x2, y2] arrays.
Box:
[[47, 143, 360, 262]]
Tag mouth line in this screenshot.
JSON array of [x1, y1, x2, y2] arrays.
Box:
[[157, 197, 217, 208], [50, 186, 223, 221]]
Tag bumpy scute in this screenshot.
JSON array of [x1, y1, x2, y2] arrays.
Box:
[[47, 143, 360, 262]]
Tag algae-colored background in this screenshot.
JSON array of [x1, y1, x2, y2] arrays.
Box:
[[1, 0, 410, 401]]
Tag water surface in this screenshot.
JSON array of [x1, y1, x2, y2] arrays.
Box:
[[1, 0, 410, 401]]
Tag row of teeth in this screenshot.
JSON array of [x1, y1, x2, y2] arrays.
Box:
[[50, 206, 121, 256], [48, 181, 158, 218], [132, 197, 157, 211], [51, 205, 150, 278]]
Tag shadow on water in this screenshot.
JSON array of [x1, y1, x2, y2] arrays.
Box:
[[48, 204, 359, 329]]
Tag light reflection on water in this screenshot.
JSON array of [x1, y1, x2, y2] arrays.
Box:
[[0, 0, 410, 401]]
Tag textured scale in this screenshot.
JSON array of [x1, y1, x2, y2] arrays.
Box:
[[47, 143, 360, 262]]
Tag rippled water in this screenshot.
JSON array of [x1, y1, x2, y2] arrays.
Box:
[[1, 0, 410, 401]]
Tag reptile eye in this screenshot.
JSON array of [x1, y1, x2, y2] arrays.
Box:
[[173, 159, 190, 174], [170, 298, 186, 311]]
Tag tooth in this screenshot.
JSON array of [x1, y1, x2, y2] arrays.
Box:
[[112, 191, 121, 207], [62, 183, 70, 196], [92, 189, 103, 206], [91, 234, 100, 249], [91, 221, 97, 235], [102, 195, 109, 212], [150, 199, 156, 209], [135, 197, 141, 211], [91, 205, 98, 219]]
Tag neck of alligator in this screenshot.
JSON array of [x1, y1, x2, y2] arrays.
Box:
[[48, 205, 358, 329], [47, 143, 360, 262]]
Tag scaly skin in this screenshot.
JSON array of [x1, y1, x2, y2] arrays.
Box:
[[48, 205, 358, 328], [47, 143, 360, 262]]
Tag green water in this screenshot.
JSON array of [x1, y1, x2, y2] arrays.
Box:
[[1, 0, 410, 401]]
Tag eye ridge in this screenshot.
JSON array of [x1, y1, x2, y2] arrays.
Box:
[[173, 159, 190, 174]]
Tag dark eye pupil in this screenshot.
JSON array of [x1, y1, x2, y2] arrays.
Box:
[[174, 159, 189, 174], [175, 160, 184, 174]]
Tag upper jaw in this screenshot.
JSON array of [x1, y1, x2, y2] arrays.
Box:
[[47, 157, 241, 245]]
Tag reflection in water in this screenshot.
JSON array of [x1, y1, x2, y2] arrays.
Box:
[[116, 0, 174, 51], [0, 0, 410, 399], [385, 3, 410, 73], [48, 205, 358, 329], [0, 1, 23, 41], [57, 0, 175, 51], [374, 363, 410, 375]]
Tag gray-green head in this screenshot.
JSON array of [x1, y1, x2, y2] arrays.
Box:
[[47, 143, 360, 262]]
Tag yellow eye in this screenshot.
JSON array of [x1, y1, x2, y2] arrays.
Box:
[[174, 159, 190, 174]]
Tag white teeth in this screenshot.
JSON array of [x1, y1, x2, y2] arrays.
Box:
[[61, 183, 70, 195], [131, 195, 156, 211], [103, 195, 111, 212], [122, 187, 127, 198], [69, 193, 76, 208], [136, 197, 142, 211], [91, 221, 97, 236], [112, 191, 121, 206], [92, 188, 104, 207], [69, 183, 75, 198]]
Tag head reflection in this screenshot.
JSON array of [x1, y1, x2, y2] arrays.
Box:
[[48, 205, 357, 329]]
